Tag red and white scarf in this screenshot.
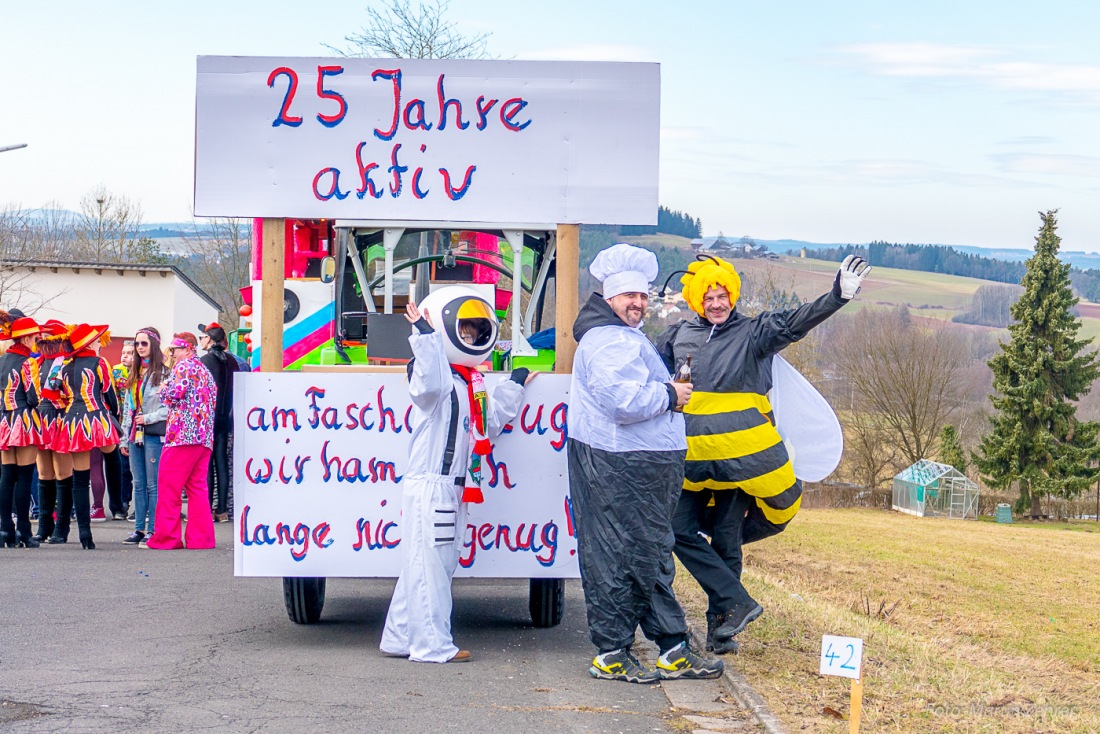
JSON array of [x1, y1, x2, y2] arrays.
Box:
[[451, 365, 492, 503]]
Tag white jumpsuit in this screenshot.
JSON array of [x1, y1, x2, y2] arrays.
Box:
[[380, 328, 525, 662]]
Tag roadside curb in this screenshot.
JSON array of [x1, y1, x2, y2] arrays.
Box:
[[687, 625, 789, 734]]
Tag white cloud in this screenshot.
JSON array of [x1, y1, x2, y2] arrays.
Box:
[[993, 153, 1100, 177], [514, 43, 653, 62], [831, 42, 1100, 106]]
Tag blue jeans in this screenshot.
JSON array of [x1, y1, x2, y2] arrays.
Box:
[[129, 435, 163, 534]]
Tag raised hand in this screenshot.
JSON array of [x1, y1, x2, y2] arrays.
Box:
[[836, 255, 872, 299]]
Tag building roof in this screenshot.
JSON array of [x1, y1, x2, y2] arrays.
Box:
[[2, 259, 222, 313], [894, 459, 976, 488]]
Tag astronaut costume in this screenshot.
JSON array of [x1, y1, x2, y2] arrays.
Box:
[[380, 286, 527, 663]]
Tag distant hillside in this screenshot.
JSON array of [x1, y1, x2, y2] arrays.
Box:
[[765, 237, 1100, 272]]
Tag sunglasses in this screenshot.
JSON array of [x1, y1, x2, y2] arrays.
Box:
[[135, 341, 151, 346]]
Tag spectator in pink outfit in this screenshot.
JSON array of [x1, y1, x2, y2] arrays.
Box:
[[147, 334, 217, 550]]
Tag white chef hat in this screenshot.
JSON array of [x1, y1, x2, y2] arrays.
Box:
[[589, 243, 659, 299]]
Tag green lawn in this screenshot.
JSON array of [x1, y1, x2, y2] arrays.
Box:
[[673, 508, 1100, 733]]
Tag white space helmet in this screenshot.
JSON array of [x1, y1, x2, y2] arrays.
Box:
[[417, 285, 498, 367]]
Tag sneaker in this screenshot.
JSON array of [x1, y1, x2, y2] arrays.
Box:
[[656, 641, 724, 680], [139, 534, 152, 548], [214, 513, 230, 523], [715, 601, 763, 641], [89, 507, 107, 522], [123, 531, 145, 545], [126, 511, 135, 521], [112, 512, 127, 521], [589, 648, 659, 684]]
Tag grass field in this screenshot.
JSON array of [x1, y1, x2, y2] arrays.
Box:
[[673, 508, 1100, 733]]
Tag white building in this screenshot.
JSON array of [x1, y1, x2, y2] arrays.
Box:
[[1, 259, 220, 345]]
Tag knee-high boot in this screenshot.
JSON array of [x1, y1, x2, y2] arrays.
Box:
[[72, 469, 94, 549], [14, 464, 38, 548], [34, 478, 57, 541], [49, 475, 74, 543], [102, 449, 124, 517], [0, 463, 16, 547]]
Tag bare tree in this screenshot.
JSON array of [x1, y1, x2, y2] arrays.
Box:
[[75, 185, 145, 262], [327, 0, 492, 59], [183, 217, 252, 322], [0, 203, 69, 311], [838, 409, 904, 489], [826, 308, 972, 466]]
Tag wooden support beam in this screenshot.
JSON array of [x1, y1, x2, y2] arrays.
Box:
[[261, 218, 286, 372], [554, 223, 579, 375]]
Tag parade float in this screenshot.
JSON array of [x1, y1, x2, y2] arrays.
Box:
[[194, 55, 659, 626]]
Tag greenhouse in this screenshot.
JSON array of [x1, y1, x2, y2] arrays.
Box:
[[891, 459, 979, 519]]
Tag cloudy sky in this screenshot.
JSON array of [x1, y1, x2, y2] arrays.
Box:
[[2, 0, 1098, 250]]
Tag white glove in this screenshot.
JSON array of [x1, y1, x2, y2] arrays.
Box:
[[835, 255, 871, 300]]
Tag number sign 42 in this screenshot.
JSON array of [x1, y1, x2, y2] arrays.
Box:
[[820, 635, 863, 680]]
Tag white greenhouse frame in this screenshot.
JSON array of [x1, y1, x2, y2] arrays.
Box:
[[891, 459, 979, 519]]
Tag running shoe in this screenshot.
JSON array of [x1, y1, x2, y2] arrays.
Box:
[[123, 531, 145, 545], [655, 641, 724, 680], [589, 648, 659, 684]]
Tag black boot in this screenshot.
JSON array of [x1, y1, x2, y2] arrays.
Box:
[[0, 463, 16, 547], [73, 469, 94, 549], [714, 599, 764, 641], [13, 464, 37, 547], [34, 478, 57, 542], [704, 612, 739, 653], [48, 475, 74, 543], [705, 612, 720, 652]]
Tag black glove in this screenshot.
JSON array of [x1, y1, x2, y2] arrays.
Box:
[[509, 367, 530, 385]]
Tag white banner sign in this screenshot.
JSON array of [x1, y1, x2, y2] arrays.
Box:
[[195, 56, 660, 224], [232, 372, 578, 579]]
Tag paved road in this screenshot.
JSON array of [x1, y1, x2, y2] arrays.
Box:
[[2, 521, 757, 733]]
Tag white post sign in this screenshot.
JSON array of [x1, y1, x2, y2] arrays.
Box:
[[819, 635, 863, 680], [195, 56, 660, 224], [232, 372, 578, 579]]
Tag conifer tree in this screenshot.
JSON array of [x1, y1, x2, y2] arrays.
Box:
[[974, 211, 1100, 517], [938, 425, 967, 475]]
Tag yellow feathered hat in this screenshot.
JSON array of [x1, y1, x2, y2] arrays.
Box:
[[680, 256, 742, 316]]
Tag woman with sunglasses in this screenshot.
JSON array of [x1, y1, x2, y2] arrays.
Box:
[[52, 323, 123, 550], [119, 327, 169, 546]]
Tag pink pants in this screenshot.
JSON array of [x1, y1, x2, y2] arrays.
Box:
[[147, 445, 215, 550]]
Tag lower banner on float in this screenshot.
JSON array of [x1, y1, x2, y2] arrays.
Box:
[[231, 372, 578, 578]]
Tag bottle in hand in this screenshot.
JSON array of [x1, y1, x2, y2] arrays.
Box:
[[673, 354, 692, 413]]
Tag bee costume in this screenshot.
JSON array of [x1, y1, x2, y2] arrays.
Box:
[[655, 255, 868, 648]]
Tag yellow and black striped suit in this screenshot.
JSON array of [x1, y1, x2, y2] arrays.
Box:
[[656, 290, 847, 528]]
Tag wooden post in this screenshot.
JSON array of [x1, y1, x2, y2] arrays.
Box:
[[849, 677, 863, 733], [555, 224, 579, 375], [261, 218, 285, 372]]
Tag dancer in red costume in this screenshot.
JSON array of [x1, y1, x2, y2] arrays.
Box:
[[51, 324, 122, 549], [0, 316, 45, 548], [33, 321, 75, 543]]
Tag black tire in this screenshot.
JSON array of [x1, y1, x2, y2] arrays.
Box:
[[283, 577, 326, 624], [529, 578, 565, 628]]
